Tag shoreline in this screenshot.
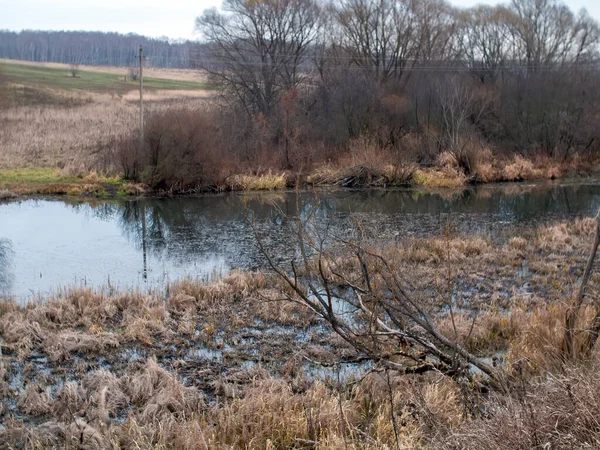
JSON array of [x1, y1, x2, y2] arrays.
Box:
[[2, 162, 600, 200]]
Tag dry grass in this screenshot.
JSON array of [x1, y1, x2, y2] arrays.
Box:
[[308, 137, 416, 187], [2, 218, 600, 447], [0, 92, 208, 171], [0, 94, 135, 169], [0, 188, 16, 199], [412, 168, 467, 188], [229, 172, 288, 190], [440, 359, 600, 449], [500, 155, 562, 181]]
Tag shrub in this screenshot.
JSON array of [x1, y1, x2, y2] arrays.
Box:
[[117, 108, 235, 191]]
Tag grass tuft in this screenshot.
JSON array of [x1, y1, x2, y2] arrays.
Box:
[[230, 172, 287, 190]]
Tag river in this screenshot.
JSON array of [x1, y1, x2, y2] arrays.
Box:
[[2, 180, 600, 300]]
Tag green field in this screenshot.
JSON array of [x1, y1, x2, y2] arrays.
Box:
[[1, 62, 211, 93]]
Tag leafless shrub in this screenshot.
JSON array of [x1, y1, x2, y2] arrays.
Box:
[[251, 204, 501, 384], [128, 66, 138, 81], [116, 107, 236, 190]]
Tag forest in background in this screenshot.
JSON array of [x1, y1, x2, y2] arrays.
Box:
[[0, 30, 203, 68]]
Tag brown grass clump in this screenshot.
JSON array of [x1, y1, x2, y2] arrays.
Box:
[[308, 136, 416, 187], [412, 168, 467, 188], [0, 188, 17, 199], [500, 155, 563, 181], [18, 383, 53, 416], [404, 235, 492, 264], [229, 172, 288, 190], [441, 360, 600, 449], [507, 236, 528, 251], [42, 330, 119, 362], [126, 358, 205, 421], [472, 161, 497, 182], [436, 306, 523, 354], [210, 379, 345, 447]]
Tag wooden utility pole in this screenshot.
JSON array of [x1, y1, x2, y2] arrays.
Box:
[[139, 45, 144, 146]]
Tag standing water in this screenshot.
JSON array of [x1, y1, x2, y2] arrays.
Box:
[[2, 181, 600, 301]]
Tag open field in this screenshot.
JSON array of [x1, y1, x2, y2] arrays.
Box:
[[1, 61, 211, 94], [2, 217, 600, 447], [0, 59, 209, 83], [0, 60, 214, 195]]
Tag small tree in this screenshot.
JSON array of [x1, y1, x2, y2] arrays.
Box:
[[563, 207, 600, 359], [128, 67, 139, 81], [69, 63, 80, 78]]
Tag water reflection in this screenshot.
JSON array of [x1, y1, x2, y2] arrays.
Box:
[[1, 181, 600, 300], [0, 238, 14, 297]]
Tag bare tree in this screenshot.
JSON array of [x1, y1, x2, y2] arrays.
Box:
[[458, 5, 514, 83], [195, 0, 323, 116], [508, 0, 600, 69], [69, 63, 80, 78], [434, 75, 492, 171], [411, 0, 459, 61], [333, 0, 419, 82]]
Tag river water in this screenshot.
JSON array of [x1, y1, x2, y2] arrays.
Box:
[[2, 181, 600, 300]]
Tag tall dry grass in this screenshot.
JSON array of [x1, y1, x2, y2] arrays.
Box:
[[308, 136, 416, 187], [0, 90, 208, 172]]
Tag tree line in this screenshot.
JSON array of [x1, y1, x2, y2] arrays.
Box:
[[197, 0, 600, 114], [178, 0, 600, 173], [0, 30, 203, 68]]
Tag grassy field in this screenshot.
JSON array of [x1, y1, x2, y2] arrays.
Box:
[[2, 62, 212, 94]]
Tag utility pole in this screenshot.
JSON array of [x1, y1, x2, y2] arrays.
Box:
[[139, 45, 144, 146]]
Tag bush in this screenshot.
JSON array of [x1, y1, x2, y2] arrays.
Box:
[[117, 108, 235, 191]]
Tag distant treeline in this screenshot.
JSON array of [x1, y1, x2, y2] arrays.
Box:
[[0, 30, 204, 68]]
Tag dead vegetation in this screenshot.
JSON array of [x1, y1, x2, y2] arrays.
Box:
[[0, 91, 207, 171], [2, 217, 600, 447]]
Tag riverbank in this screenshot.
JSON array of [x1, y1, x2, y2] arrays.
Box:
[[2, 154, 599, 199], [2, 217, 600, 447], [3, 60, 600, 198]]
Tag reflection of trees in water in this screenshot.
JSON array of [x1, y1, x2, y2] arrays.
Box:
[[0, 238, 14, 296], [81, 183, 600, 270], [66, 201, 122, 222], [115, 195, 331, 269]]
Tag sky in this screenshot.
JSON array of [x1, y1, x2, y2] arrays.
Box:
[[1, 0, 599, 41]]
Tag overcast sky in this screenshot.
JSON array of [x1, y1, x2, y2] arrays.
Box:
[[1, 0, 599, 41]]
